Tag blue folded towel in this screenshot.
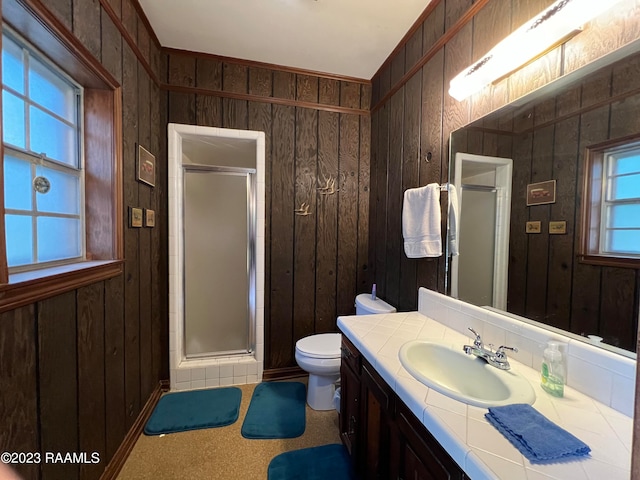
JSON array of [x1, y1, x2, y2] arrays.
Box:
[[485, 404, 591, 463]]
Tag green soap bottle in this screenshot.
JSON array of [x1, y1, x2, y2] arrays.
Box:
[[541, 341, 564, 397]]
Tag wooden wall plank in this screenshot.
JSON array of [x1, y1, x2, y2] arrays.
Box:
[[196, 95, 222, 127], [315, 110, 339, 331], [248, 101, 272, 352], [269, 104, 295, 368], [169, 92, 196, 125], [422, 0, 445, 54], [196, 58, 223, 90], [357, 115, 371, 294], [340, 82, 360, 110], [138, 67, 154, 402], [319, 78, 340, 106], [399, 74, 421, 311], [249, 68, 273, 97], [77, 283, 106, 480], [223, 63, 248, 94], [374, 104, 389, 298], [600, 268, 637, 350], [293, 107, 318, 338], [296, 75, 319, 103], [44, 0, 72, 30], [122, 42, 141, 430], [38, 292, 78, 480], [405, 26, 423, 73], [273, 71, 296, 100], [100, 6, 123, 84], [222, 98, 248, 130], [368, 111, 379, 287], [121, 0, 137, 46], [73, 0, 101, 59], [337, 113, 360, 317], [0, 306, 38, 480], [418, 51, 444, 292], [524, 124, 553, 323], [168, 54, 196, 87], [385, 90, 404, 307], [104, 274, 126, 462]]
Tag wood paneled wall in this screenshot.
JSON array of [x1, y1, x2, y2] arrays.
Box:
[[369, 0, 640, 310], [164, 51, 372, 370], [370, 0, 640, 475], [454, 52, 640, 350], [0, 1, 167, 479]]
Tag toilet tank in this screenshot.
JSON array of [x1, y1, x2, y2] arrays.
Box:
[[355, 293, 396, 315]]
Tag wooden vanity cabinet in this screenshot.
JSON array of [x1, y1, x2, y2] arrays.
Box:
[[340, 337, 468, 480]]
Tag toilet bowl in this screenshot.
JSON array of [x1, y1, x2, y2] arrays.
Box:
[[295, 333, 342, 411], [295, 293, 396, 411]]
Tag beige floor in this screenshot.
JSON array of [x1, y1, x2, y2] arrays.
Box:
[[117, 381, 341, 479]]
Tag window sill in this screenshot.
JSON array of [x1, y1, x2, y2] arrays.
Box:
[[0, 260, 123, 313], [578, 254, 640, 269]]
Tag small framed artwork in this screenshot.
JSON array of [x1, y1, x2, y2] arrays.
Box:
[[549, 221, 567, 234], [144, 208, 155, 228], [129, 207, 143, 228], [137, 145, 156, 187], [526, 180, 556, 206], [526, 221, 541, 234]]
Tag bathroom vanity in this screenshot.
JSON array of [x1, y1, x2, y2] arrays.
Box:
[[340, 334, 467, 479], [338, 288, 634, 479]]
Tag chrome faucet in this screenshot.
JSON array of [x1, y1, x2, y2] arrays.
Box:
[[462, 327, 517, 370]]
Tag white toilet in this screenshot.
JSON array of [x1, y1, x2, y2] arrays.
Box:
[[295, 293, 396, 410]]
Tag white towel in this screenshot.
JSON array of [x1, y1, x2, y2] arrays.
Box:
[[447, 184, 460, 256], [402, 183, 442, 258]]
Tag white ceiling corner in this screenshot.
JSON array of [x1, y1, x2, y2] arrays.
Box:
[[137, 0, 433, 80]]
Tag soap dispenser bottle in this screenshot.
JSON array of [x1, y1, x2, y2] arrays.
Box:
[[541, 341, 564, 397]]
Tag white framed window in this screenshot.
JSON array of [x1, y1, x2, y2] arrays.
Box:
[[581, 136, 640, 267], [600, 146, 640, 257], [2, 28, 85, 271]]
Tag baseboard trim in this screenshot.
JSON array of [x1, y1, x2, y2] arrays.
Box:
[[100, 380, 170, 480], [262, 366, 306, 381]]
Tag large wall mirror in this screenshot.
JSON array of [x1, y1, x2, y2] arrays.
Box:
[[448, 41, 640, 357]]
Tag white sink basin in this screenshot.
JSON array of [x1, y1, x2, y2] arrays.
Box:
[[398, 340, 536, 408]]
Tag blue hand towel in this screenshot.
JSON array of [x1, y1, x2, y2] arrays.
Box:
[[485, 404, 591, 463]]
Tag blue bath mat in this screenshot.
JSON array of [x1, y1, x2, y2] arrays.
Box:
[[268, 444, 355, 480], [241, 382, 306, 439], [144, 387, 242, 435]]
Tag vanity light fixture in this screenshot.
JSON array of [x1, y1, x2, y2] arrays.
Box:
[[448, 0, 626, 101]]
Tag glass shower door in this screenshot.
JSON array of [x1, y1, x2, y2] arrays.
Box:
[[183, 166, 255, 358]]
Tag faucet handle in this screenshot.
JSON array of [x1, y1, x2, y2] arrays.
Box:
[[495, 345, 518, 359], [468, 327, 483, 348]]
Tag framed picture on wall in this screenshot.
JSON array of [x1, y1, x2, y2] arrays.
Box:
[[144, 209, 155, 227], [136, 145, 156, 187], [526, 180, 556, 206]]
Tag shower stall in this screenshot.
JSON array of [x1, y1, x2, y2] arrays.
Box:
[[168, 124, 265, 390]]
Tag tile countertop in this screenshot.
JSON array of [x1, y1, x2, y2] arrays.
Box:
[[337, 311, 633, 480]]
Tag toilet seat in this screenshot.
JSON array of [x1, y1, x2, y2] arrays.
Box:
[[295, 333, 341, 359]]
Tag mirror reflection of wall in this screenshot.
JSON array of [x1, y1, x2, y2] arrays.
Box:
[[449, 50, 640, 352]]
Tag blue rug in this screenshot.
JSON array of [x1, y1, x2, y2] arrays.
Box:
[[144, 387, 242, 435], [268, 444, 355, 480], [241, 382, 306, 439]]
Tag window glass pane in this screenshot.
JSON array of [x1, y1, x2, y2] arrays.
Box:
[[29, 106, 77, 166], [35, 165, 80, 214], [606, 229, 640, 255], [28, 56, 75, 122], [4, 154, 33, 210], [2, 34, 24, 94], [609, 173, 640, 201], [37, 216, 81, 262], [5, 214, 33, 266], [2, 90, 26, 148], [606, 204, 640, 229], [612, 154, 640, 176]]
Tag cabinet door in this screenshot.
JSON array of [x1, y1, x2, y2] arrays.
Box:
[[360, 362, 393, 480], [396, 404, 466, 480], [340, 355, 360, 460]]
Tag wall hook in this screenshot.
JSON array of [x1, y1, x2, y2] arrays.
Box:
[[317, 175, 338, 195]]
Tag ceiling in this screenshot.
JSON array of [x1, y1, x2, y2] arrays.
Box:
[[137, 0, 433, 80]]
